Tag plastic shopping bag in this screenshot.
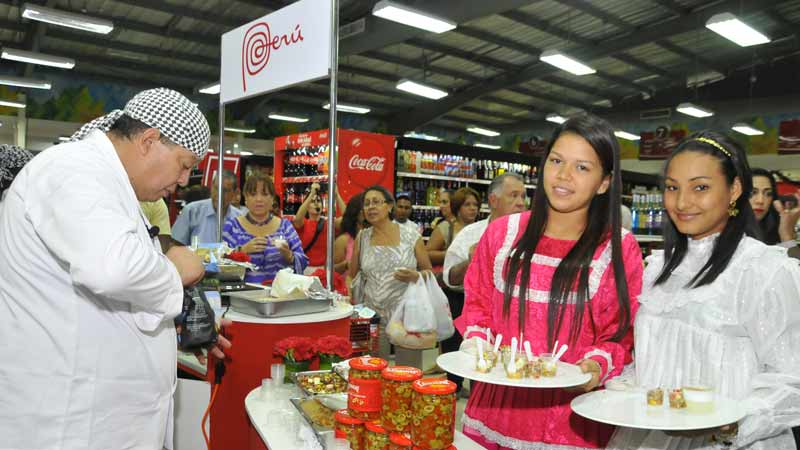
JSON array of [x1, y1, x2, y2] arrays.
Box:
[[387, 277, 437, 349], [425, 274, 455, 341]]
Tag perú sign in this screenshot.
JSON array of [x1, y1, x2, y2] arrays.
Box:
[[220, 0, 332, 104]]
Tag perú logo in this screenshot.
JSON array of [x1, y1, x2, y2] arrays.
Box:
[[349, 155, 385, 172], [241, 22, 304, 91]]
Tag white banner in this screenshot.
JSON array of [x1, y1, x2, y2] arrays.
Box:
[[220, 0, 332, 104]]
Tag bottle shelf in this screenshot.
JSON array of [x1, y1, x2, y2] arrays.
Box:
[[633, 234, 663, 243], [397, 172, 536, 189], [412, 204, 490, 213], [282, 175, 329, 184]]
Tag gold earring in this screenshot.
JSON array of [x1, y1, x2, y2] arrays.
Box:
[[728, 201, 739, 217]]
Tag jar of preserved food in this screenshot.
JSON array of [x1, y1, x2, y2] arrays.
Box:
[[388, 432, 413, 450], [334, 409, 365, 450], [365, 420, 390, 450], [411, 379, 457, 450], [348, 357, 389, 421], [381, 366, 423, 432]]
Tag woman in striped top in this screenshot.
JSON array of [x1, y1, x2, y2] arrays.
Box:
[[223, 173, 307, 283]]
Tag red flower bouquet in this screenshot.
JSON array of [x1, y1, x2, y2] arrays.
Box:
[[273, 336, 316, 362], [316, 335, 352, 359]]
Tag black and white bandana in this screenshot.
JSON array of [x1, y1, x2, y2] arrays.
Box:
[[69, 88, 210, 159], [0, 144, 34, 189]]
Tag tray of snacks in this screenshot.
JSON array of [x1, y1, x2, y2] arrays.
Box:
[[228, 288, 331, 318], [289, 397, 335, 446], [436, 350, 591, 388], [293, 370, 349, 396], [570, 387, 747, 430]]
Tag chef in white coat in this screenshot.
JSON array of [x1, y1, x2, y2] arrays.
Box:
[[0, 88, 229, 450]]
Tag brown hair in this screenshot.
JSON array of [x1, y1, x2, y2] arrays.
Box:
[[242, 173, 276, 198], [450, 186, 480, 217]]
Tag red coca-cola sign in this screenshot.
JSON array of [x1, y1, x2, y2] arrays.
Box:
[[348, 155, 386, 171], [338, 132, 394, 195]]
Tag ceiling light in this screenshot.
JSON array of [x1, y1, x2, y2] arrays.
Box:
[[706, 12, 770, 47], [199, 82, 220, 95], [322, 102, 370, 114], [372, 0, 456, 34], [614, 131, 640, 141], [467, 126, 500, 137], [540, 49, 596, 76], [474, 143, 501, 149], [58, 136, 70, 141], [676, 102, 714, 118], [545, 113, 567, 124], [1, 48, 74, 69], [224, 126, 256, 134], [22, 3, 113, 34], [233, 143, 239, 148], [403, 132, 442, 141], [731, 123, 764, 136], [0, 75, 51, 90], [239, 151, 253, 156], [0, 99, 26, 108], [268, 113, 309, 123], [396, 79, 448, 100]]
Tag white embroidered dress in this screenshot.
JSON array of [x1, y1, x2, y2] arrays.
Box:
[[608, 234, 800, 450]]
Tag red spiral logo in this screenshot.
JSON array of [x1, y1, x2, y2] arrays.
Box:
[[242, 22, 271, 91]]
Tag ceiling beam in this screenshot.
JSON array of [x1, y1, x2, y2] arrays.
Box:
[[650, 0, 690, 17], [656, 40, 728, 74], [110, 0, 253, 29], [386, 0, 780, 133], [361, 50, 484, 83], [554, 0, 633, 31]]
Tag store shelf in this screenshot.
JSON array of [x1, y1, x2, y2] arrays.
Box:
[[397, 171, 536, 189], [413, 204, 490, 213], [282, 175, 329, 184], [634, 234, 663, 243]]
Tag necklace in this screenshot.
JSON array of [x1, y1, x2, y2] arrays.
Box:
[[245, 212, 272, 226]]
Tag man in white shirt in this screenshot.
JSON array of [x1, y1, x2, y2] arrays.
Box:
[[0, 88, 230, 450], [394, 193, 420, 233]]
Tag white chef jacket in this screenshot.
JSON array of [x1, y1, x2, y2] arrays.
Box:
[[0, 130, 185, 450], [442, 218, 489, 290]]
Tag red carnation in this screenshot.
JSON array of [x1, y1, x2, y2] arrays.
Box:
[[273, 336, 316, 362], [315, 335, 352, 359]]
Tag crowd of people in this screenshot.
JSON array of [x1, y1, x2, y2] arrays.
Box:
[[1, 87, 799, 450]]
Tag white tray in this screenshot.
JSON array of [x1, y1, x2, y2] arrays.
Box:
[[570, 389, 747, 431], [436, 351, 591, 388]]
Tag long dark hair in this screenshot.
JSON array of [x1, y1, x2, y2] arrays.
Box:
[[502, 114, 631, 347], [655, 131, 760, 288], [751, 168, 780, 245], [341, 192, 365, 239]]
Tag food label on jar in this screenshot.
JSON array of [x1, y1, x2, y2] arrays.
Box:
[[348, 379, 382, 412]]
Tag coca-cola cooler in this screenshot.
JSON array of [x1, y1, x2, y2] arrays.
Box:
[[274, 129, 396, 216]]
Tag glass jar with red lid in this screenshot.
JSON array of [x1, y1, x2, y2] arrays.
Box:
[[334, 409, 365, 450], [388, 432, 413, 450], [381, 366, 423, 432], [348, 357, 389, 421], [411, 379, 457, 450], [364, 420, 390, 450]]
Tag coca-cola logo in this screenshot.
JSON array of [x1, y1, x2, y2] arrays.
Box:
[[348, 155, 385, 172], [241, 22, 304, 91]]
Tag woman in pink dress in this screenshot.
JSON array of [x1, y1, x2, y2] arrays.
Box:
[[457, 114, 643, 450]]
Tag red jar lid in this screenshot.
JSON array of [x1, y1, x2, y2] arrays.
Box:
[[334, 409, 363, 425], [389, 432, 412, 445], [412, 378, 457, 395], [364, 421, 388, 434], [382, 366, 423, 382], [349, 356, 388, 371]]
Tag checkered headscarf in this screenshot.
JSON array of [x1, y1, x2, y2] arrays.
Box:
[[70, 88, 210, 158], [0, 144, 34, 189]]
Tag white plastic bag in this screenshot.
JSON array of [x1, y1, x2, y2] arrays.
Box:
[[425, 274, 455, 341], [387, 278, 437, 349]]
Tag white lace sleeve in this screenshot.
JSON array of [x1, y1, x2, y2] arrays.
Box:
[[735, 260, 800, 448]]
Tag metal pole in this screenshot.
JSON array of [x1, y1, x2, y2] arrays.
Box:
[[325, 0, 339, 291], [217, 103, 225, 242]]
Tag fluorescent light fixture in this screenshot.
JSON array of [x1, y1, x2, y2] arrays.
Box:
[[474, 143, 501, 150], [199, 82, 220, 95], [0, 99, 26, 108], [467, 126, 500, 137], [614, 131, 640, 141], [322, 102, 370, 114], [545, 113, 567, 124], [540, 49, 596, 76], [1, 48, 74, 69], [372, 0, 456, 34], [731, 123, 764, 136], [224, 126, 256, 134], [268, 113, 309, 123], [239, 151, 254, 156], [403, 132, 442, 141], [706, 12, 770, 47], [676, 102, 714, 118], [58, 136, 70, 141], [0, 75, 51, 90], [233, 143, 239, 148], [22, 3, 113, 34], [396, 79, 448, 100]]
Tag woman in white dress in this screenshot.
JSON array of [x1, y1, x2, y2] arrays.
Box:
[[608, 131, 800, 450]]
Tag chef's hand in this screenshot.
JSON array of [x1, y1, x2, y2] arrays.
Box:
[[273, 239, 293, 263], [565, 359, 602, 393], [665, 423, 737, 438], [394, 268, 420, 283], [194, 318, 234, 365], [241, 237, 268, 254], [166, 246, 205, 286]]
